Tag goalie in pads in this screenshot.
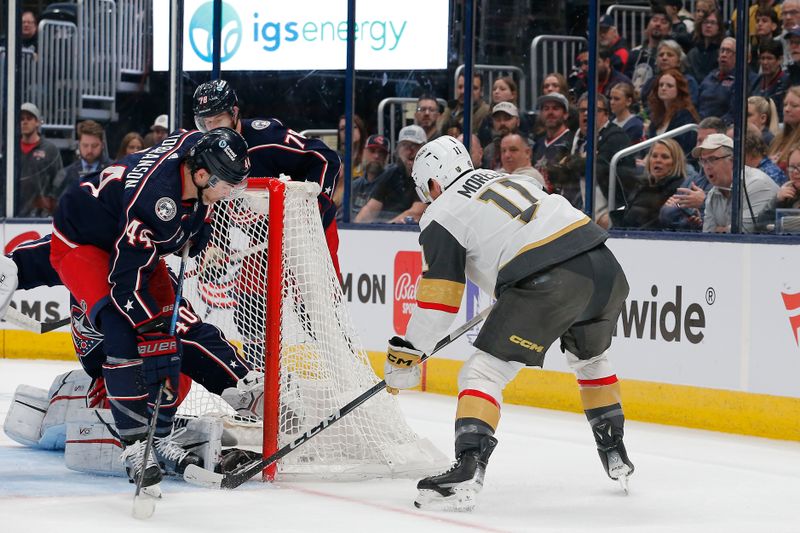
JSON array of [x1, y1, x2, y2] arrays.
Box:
[[385, 136, 635, 512]]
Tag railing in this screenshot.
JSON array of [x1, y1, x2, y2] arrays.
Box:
[[606, 5, 649, 51], [299, 129, 338, 152], [529, 35, 587, 105], [376, 97, 448, 162], [117, 0, 150, 91], [78, 0, 118, 120], [454, 64, 528, 111], [608, 123, 699, 211], [35, 20, 80, 146]]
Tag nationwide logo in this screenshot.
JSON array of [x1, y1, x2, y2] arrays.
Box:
[[393, 251, 422, 335], [188, 1, 243, 63], [780, 291, 800, 346]]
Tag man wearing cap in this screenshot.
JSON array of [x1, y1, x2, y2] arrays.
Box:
[[599, 15, 630, 73], [354, 125, 427, 224], [780, 0, 800, 66], [19, 102, 63, 217], [694, 133, 777, 233], [146, 114, 169, 147], [482, 102, 521, 170], [698, 37, 756, 123], [531, 93, 574, 192], [784, 27, 800, 85], [414, 95, 442, 141], [345, 135, 390, 220]]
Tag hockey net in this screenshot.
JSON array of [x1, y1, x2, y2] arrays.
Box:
[[179, 178, 447, 480]]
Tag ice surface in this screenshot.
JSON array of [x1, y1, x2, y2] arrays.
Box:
[[1, 359, 799, 532]]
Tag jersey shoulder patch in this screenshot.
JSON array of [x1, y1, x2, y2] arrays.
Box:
[[155, 197, 177, 221], [251, 120, 271, 130]]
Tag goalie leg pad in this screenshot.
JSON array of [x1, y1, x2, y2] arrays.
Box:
[[0, 254, 19, 319], [171, 415, 224, 473], [3, 384, 49, 447], [40, 369, 94, 449], [64, 408, 125, 476]]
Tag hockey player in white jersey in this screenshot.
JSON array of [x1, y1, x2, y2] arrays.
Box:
[[384, 136, 634, 511]]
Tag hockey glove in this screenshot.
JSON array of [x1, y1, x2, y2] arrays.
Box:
[[136, 317, 182, 395], [384, 336, 424, 394]]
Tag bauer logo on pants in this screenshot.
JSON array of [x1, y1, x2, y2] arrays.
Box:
[[393, 251, 422, 335]]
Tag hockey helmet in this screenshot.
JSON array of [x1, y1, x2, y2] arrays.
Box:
[[193, 79, 238, 132], [189, 127, 251, 185], [411, 135, 474, 203]]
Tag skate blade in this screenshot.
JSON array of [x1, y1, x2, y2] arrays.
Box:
[[132, 484, 162, 520], [414, 488, 477, 512], [617, 474, 630, 495]]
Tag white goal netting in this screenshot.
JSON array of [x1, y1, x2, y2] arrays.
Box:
[[179, 179, 447, 479]]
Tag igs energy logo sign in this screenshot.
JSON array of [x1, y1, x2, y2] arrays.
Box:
[[393, 251, 422, 335]]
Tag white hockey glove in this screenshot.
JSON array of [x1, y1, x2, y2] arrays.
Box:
[[0, 255, 19, 320], [384, 336, 424, 395]]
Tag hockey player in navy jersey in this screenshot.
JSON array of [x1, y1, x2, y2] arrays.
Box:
[[191, 79, 343, 274], [47, 127, 252, 492], [384, 136, 635, 511]]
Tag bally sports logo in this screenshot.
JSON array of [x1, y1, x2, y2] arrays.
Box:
[[393, 251, 422, 335], [781, 291, 800, 346]]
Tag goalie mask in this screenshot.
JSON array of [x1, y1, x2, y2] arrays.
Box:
[[412, 135, 474, 203], [193, 79, 239, 132], [189, 127, 251, 186]]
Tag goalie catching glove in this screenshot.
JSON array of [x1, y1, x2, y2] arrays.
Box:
[[384, 336, 424, 394]]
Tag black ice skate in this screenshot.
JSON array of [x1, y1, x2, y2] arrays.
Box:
[[414, 436, 497, 512], [121, 439, 162, 496], [153, 428, 204, 475], [593, 420, 634, 493]]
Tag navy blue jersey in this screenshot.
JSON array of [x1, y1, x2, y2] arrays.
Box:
[[241, 118, 340, 228], [53, 130, 211, 329]]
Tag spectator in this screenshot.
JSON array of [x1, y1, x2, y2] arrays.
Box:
[[659, 116, 726, 230], [440, 72, 491, 137], [747, 95, 780, 146], [768, 87, 800, 171], [640, 39, 699, 112], [687, 8, 723, 82], [482, 102, 521, 170], [568, 50, 591, 99], [54, 120, 112, 199], [478, 76, 526, 145], [784, 27, 800, 86], [744, 127, 787, 186], [691, 0, 717, 33], [343, 135, 390, 221], [647, 68, 699, 156], [537, 72, 579, 135], [599, 15, 630, 72], [661, 0, 693, 51], [610, 82, 645, 144], [598, 47, 633, 98], [611, 138, 685, 229], [143, 115, 168, 148], [21, 10, 37, 53], [756, 147, 800, 232], [337, 113, 367, 178], [625, 7, 671, 93], [698, 37, 754, 124], [354, 125, 427, 224], [414, 95, 441, 142], [18, 102, 63, 217], [780, 0, 800, 66], [751, 6, 782, 73], [499, 133, 545, 187], [531, 93, 574, 192], [695, 134, 778, 233], [752, 40, 789, 121], [457, 133, 484, 168], [116, 132, 145, 159]]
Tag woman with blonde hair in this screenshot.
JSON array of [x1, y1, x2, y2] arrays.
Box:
[[115, 132, 144, 159], [769, 87, 800, 172], [612, 138, 686, 229], [610, 82, 644, 144], [748, 95, 780, 145], [647, 68, 699, 155]]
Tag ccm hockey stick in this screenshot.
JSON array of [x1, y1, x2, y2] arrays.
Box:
[[132, 244, 191, 520], [183, 304, 494, 490], [4, 306, 70, 333]]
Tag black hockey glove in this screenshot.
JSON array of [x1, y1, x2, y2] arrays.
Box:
[[136, 316, 182, 395]]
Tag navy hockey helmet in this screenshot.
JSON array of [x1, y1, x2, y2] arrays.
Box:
[[192, 79, 239, 132], [189, 127, 251, 185]]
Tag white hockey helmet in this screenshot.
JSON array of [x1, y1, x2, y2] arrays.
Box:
[[411, 135, 474, 203]]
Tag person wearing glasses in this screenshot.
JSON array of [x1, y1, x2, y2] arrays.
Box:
[[413, 94, 442, 142], [694, 134, 777, 233], [756, 146, 800, 232], [698, 37, 756, 124], [687, 8, 724, 83], [780, 0, 800, 66]]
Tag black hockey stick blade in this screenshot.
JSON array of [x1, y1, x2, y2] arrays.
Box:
[[184, 304, 493, 490], [41, 316, 71, 333]]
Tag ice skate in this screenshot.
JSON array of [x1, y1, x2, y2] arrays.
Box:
[[121, 439, 162, 490], [414, 436, 497, 512], [593, 419, 634, 494], [154, 427, 204, 475]]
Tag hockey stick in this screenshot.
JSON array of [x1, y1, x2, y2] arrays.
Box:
[[183, 241, 269, 280], [132, 243, 191, 520], [183, 304, 494, 490], [4, 306, 70, 333]]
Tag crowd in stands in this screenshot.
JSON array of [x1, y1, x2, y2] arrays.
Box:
[[14, 0, 800, 234]]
